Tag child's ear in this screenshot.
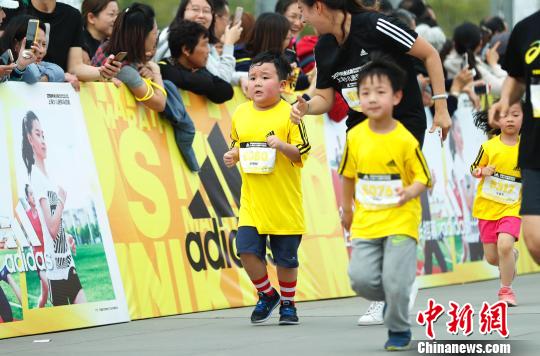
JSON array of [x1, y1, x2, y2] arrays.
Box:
[[393, 89, 403, 106], [279, 79, 287, 93], [181, 45, 191, 58]]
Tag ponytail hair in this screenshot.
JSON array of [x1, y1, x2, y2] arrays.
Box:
[[22, 111, 39, 176]]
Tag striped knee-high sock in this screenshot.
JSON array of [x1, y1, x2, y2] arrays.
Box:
[[251, 274, 275, 296], [279, 280, 297, 305]]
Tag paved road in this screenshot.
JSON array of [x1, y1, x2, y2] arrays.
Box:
[[1, 274, 539, 355]]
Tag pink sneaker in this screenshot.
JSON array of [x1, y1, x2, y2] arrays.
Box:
[[498, 286, 517, 307]]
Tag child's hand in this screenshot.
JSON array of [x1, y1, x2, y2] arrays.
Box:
[[223, 148, 239, 168], [340, 208, 353, 231], [397, 186, 413, 206], [481, 165, 495, 177], [266, 135, 283, 151]]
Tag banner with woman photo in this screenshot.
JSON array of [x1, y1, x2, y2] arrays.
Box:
[[0, 82, 129, 339]]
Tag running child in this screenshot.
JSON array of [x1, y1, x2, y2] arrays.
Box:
[[340, 55, 431, 351], [223, 51, 310, 325], [471, 102, 523, 306]]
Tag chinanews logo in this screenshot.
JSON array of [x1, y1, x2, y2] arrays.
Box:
[[184, 124, 243, 272]]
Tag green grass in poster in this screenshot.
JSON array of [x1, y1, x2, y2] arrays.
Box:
[[1, 272, 23, 321], [26, 244, 115, 309]]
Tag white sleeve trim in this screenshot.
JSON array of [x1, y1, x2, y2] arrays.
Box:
[[376, 18, 415, 49]]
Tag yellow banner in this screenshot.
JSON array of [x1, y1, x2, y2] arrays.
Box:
[[79, 83, 353, 319]]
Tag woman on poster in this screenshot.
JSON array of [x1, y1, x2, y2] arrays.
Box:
[[22, 111, 86, 306]]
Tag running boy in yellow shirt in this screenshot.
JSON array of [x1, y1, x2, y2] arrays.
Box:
[[471, 102, 523, 306], [340, 56, 431, 351], [223, 52, 310, 325]]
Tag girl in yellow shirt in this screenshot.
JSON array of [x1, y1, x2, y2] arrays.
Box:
[[471, 102, 523, 306]]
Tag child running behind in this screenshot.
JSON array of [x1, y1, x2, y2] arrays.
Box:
[[471, 102, 523, 306], [223, 51, 310, 325], [340, 55, 431, 351]]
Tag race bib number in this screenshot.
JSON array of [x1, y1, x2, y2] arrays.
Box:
[[481, 173, 521, 204], [531, 82, 540, 118], [239, 142, 276, 174], [356, 174, 403, 210], [341, 87, 362, 113]]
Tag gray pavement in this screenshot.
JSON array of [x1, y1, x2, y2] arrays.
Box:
[[1, 273, 539, 356]]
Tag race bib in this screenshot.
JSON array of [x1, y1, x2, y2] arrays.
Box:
[[341, 87, 362, 113], [239, 142, 276, 174], [356, 174, 403, 210], [481, 173, 521, 204], [531, 82, 540, 118]]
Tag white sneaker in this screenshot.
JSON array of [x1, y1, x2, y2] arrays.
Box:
[[357, 301, 384, 325], [408, 279, 419, 313]]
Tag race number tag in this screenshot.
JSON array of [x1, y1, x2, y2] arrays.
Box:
[[341, 87, 362, 113], [356, 174, 403, 210], [481, 173, 521, 204], [239, 142, 276, 174], [531, 83, 540, 118]]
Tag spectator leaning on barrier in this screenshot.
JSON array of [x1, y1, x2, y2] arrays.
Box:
[[155, 0, 244, 86], [0, 14, 64, 83], [4, 0, 121, 84], [0, 0, 20, 78], [160, 20, 233, 104], [92, 3, 166, 112], [80, 0, 119, 64]]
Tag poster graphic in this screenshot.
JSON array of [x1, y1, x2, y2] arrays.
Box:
[[0, 83, 129, 338]]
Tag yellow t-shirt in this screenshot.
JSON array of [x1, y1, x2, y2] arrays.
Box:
[[471, 135, 521, 220], [339, 120, 431, 240], [231, 100, 310, 234]]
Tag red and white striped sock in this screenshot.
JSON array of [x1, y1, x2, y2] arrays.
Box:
[[279, 280, 297, 305], [251, 274, 275, 296]]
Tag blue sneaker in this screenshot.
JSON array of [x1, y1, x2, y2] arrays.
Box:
[[384, 330, 412, 351], [279, 300, 299, 325], [251, 289, 280, 324]]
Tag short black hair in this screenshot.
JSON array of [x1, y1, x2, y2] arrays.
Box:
[[168, 20, 209, 59], [357, 54, 407, 92], [250, 51, 292, 81]]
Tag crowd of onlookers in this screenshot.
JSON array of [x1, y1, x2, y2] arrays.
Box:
[[0, 0, 514, 119]]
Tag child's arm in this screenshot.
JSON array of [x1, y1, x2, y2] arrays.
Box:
[[224, 114, 240, 168], [266, 135, 301, 163], [341, 177, 355, 231], [397, 182, 427, 206], [402, 146, 431, 205], [470, 144, 494, 178], [223, 148, 239, 168]]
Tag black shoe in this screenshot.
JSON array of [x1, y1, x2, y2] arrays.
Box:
[[279, 300, 299, 325], [251, 289, 280, 324]]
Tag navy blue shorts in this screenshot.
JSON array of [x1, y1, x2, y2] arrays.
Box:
[[236, 226, 302, 268]]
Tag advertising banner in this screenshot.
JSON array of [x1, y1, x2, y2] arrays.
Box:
[[0, 83, 129, 338], [79, 83, 353, 320]]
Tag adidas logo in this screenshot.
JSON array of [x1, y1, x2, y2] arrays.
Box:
[[360, 49, 368, 56], [386, 160, 397, 167]]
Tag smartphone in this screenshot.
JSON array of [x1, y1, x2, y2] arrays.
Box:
[[114, 51, 128, 62], [25, 19, 40, 50], [0, 49, 14, 65], [474, 83, 489, 95], [234, 7, 243, 25]]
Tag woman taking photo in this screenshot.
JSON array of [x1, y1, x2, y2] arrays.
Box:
[[92, 3, 166, 113], [291, 0, 451, 145], [155, 0, 243, 84]]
